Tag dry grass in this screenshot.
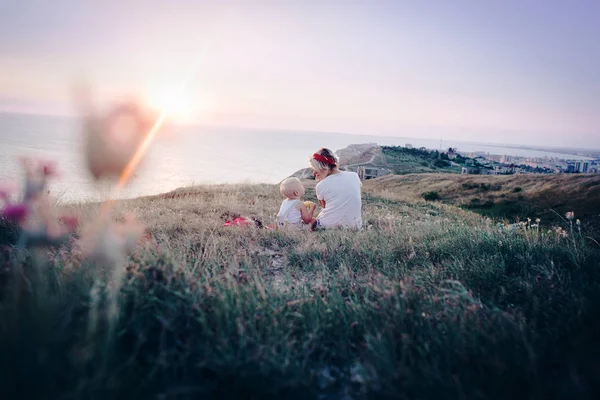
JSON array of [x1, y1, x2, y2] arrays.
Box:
[[2, 181, 600, 399], [365, 173, 600, 229]]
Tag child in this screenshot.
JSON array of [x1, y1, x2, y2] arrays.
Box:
[[276, 177, 317, 228]]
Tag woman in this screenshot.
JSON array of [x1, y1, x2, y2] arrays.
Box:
[[309, 148, 362, 230]]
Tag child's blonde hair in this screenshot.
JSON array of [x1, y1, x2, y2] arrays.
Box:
[[280, 177, 303, 198]]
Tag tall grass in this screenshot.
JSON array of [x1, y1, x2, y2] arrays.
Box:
[[1, 184, 599, 399]]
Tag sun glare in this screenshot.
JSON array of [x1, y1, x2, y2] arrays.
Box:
[[146, 86, 191, 121]]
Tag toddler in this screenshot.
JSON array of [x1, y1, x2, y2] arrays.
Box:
[[276, 177, 317, 228]]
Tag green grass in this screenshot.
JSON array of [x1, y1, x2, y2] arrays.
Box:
[[1, 184, 600, 399], [381, 146, 462, 174]]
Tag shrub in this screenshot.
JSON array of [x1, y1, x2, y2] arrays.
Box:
[[434, 159, 451, 168], [422, 191, 441, 201]]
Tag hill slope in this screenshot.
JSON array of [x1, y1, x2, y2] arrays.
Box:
[[364, 173, 600, 229], [1, 181, 600, 399]]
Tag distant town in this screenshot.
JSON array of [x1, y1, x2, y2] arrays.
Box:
[[396, 143, 598, 175], [448, 149, 598, 175]]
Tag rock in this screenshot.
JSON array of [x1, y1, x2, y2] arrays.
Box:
[[289, 167, 315, 180]]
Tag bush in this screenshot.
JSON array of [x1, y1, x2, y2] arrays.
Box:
[[422, 191, 441, 201], [434, 159, 451, 168]]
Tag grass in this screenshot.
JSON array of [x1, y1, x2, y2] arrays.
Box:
[[381, 146, 463, 175], [1, 181, 600, 399], [365, 173, 600, 237]]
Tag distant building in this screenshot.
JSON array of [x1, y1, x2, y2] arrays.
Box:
[[357, 166, 391, 180], [574, 161, 591, 173], [582, 161, 590, 173], [447, 147, 457, 160], [567, 164, 576, 173]]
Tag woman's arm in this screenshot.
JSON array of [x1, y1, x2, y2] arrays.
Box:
[[319, 199, 326, 209]]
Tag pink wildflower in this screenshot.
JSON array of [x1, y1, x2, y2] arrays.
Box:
[[1, 204, 29, 223], [83, 101, 157, 181], [59, 215, 79, 231], [80, 213, 145, 265], [41, 160, 59, 177], [566, 211, 575, 220]]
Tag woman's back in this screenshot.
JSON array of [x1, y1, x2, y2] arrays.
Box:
[[315, 171, 362, 229]]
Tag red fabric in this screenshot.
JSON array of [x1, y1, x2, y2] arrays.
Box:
[[224, 217, 251, 227], [312, 153, 336, 166]]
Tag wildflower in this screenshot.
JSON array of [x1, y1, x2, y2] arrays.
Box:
[[576, 219, 581, 226], [535, 218, 541, 223], [1, 204, 29, 223], [527, 218, 531, 223], [0, 181, 18, 202], [80, 213, 144, 266], [83, 99, 157, 181], [3, 158, 78, 247], [566, 211, 575, 220]]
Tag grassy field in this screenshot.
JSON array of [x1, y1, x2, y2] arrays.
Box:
[[1, 179, 600, 399], [380, 146, 463, 175], [365, 173, 600, 236]]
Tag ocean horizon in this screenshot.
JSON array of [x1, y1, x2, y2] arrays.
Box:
[[0, 112, 593, 203]]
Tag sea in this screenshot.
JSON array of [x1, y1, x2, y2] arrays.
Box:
[[0, 112, 591, 203]]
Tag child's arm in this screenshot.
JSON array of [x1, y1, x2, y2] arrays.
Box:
[[297, 202, 317, 224]]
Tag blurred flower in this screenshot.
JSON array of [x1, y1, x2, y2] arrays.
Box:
[[2, 158, 78, 247], [83, 100, 157, 181], [576, 219, 581, 226], [0, 181, 18, 202], [80, 213, 144, 265], [1, 204, 29, 223], [566, 211, 575, 220], [535, 218, 541, 223]]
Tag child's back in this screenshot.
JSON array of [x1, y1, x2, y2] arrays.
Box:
[[277, 177, 316, 229], [277, 198, 302, 227]]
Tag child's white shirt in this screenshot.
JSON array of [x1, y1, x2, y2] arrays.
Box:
[[277, 199, 302, 227]]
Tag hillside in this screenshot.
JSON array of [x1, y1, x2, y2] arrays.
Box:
[[363, 173, 600, 232], [1, 179, 600, 399]]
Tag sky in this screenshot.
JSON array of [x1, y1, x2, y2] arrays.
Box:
[[0, 0, 599, 148]]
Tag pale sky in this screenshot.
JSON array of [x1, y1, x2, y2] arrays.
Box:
[[0, 0, 599, 148]]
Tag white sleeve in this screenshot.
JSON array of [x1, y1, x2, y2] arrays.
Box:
[[316, 183, 324, 201]]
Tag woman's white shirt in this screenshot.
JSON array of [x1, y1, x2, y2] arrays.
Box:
[[316, 171, 362, 229]]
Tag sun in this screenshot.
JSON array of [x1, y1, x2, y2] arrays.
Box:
[[146, 85, 191, 122]]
